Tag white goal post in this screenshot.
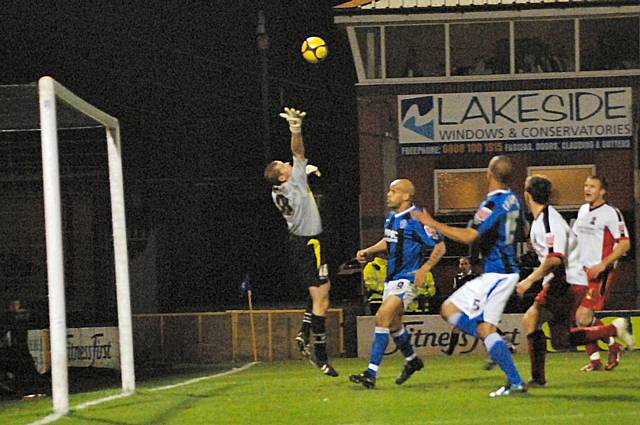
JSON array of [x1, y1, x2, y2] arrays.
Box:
[[38, 76, 135, 415]]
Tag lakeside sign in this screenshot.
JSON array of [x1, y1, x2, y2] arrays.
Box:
[[398, 88, 632, 156]]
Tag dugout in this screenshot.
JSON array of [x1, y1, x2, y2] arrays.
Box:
[[334, 0, 640, 309]]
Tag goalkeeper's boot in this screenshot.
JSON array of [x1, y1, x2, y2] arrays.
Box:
[[580, 360, 604, 372], [612, 318, 635, 349], [605, 343, 623, 371], [489, 383, 527, 398], [349, 370, 376, 389], [319, 363, 339, 377], [395, 357, 423, 385], [295, 332, 311, 359]]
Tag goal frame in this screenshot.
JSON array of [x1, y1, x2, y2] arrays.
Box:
[[38, 76, 135, 414]]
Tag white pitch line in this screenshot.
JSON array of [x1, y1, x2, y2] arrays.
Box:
[[149, 361, 259, 391], [26, 362, 259, 425], [26, 413, 64, 425], [74, 390, 135, 410]]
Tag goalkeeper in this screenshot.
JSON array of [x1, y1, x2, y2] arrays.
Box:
[[263, 107, 338, 377]]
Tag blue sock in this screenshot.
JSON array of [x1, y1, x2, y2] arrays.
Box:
[[448, 312, 478, 337], [485, 332, 522, 385], [367, 327, 390, 377], [391, 327, 415, 360]]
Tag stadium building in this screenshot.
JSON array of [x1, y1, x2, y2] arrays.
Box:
[[334, 0, 640, 309]]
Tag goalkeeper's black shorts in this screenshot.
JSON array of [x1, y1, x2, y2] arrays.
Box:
[[289, 233, 329, 287]]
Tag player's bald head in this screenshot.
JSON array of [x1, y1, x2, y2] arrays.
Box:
[[488, 155, 513, 185], [390, 179, 415, 198]]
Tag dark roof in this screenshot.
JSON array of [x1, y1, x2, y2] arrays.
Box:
[[334, 0, 639, 13]]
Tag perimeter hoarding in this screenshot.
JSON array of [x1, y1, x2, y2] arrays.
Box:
[[356, 311, 639, 358], [28, 326, 120, 373], [398, 88, 632, 156]]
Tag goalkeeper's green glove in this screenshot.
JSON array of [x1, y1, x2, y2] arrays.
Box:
[[279, 107, 306, 134]]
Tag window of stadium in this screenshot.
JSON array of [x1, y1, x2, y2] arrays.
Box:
[[450, 22, 509, 76], [385, 25, 445, 78], [355, 26, 382, 79], [434, 168, 488, 214], [580, 17, 640, 71], [527, 165, 595, 210], [515, 20, 575, 74]]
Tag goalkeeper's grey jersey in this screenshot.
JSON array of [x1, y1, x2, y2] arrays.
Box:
[[271, 157, 322, 237]]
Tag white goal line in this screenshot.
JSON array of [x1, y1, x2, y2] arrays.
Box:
[[26, 362, 259, 425]]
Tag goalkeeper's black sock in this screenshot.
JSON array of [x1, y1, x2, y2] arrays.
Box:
[[300, 299, 313, 340], [311, 314, 328, 364]]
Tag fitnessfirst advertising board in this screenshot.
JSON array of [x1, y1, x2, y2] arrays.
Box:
[[398, 88, 632, 156], [28, 326, 120, 373], [356, 311, 640, 358]]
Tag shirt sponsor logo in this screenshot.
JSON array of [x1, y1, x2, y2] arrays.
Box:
[[545, 233, 555, 248], [425, 226, 438, 239], [474, 206, 492, 224], [384, 228, 398, 243]]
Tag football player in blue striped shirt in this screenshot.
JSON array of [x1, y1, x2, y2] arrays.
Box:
[[412, 155, 527, 397], [349, 179, 446, 389]]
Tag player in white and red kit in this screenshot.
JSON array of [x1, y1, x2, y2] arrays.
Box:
[[516, 176, 634, 387], [572, 176, 632, 371]]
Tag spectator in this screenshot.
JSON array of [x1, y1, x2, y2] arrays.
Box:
[[453, 256, 479, 290], [0, 300, 46, 398]]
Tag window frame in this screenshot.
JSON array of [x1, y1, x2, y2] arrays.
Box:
[[340, 8, 640, 84], [526, 164, 596, 211], [434, 167, 488, 215]]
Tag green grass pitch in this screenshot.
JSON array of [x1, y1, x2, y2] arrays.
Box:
[[2, 352, 640, 425]]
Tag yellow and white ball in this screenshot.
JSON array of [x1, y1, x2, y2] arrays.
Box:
[[301, 36, 328, 63]]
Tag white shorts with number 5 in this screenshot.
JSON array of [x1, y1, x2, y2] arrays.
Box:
[[383, 278, 415, 311], [446, 272, 519, 326]]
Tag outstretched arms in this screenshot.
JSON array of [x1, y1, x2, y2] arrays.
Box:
[[279, 107, 306, 159]]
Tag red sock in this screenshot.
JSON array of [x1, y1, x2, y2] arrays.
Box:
[[570, 323, 616, 343], [585, 341, 600, 362], [594, 319, 615, 345]]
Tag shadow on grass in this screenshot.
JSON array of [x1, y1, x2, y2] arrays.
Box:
[[67, 383, 244, 424], [531, 393, 640, 403]]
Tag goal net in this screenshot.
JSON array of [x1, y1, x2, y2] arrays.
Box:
[[0, 77, 134, 414]]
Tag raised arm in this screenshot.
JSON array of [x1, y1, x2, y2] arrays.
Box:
[[356, 238, 388, 264], [279, 107, 307, 160], [411, 209, 480, 245]]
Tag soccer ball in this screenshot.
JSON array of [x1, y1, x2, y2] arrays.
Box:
[[301, 36, 328, 63]]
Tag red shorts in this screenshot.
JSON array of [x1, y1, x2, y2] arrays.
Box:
[[535, 283, 587, 321], [580, 269, 618, 311], [535, 283, 587, 350]]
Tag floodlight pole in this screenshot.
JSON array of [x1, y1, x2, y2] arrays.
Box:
[[39, 76, 70, 415], [257, 10, 271, 163]]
